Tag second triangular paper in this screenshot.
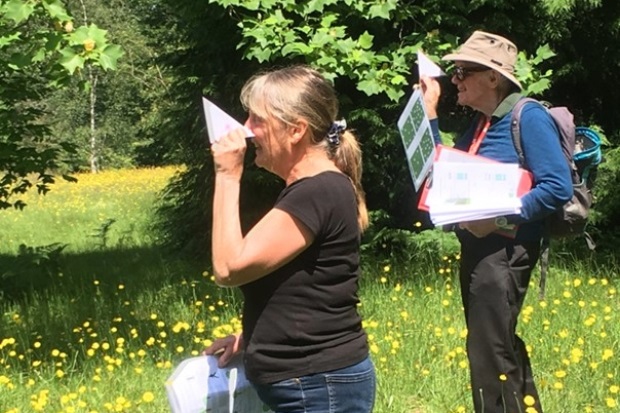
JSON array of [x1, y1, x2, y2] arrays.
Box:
[[418, 50, 446, 78]]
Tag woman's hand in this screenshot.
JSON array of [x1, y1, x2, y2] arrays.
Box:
[[203, 333, 244, 368], [211, 128, 248, 181]]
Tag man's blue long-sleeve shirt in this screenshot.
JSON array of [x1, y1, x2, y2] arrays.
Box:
[[430, 93, 573, 241]]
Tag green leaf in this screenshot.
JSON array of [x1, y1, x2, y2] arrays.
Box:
[[31, 47, 46, 63], [535, 44, 556, 60], [2, 0, 35, 23], [525, 78, 551, 96], [304, 0, 338, 14], [281, 42, 313, 56], [42, 0, 71, 21], [9, 52, 33, 70], [44, 32, 63, 52], [97, 44, 124, 71], [311, 31, 336, 47], [386, 87, 405, 102], [320, 13, 338, 28], [358, 31, 374, 49], [243, 0, 260, 11], [316, 54, 338, 68], [58, 48, 84, 74], [390, 74, 406, 85], [358, 78, 384, 96], [69, 24, 108, 46], [0, 33, 21, 48], [368, 2, 395, 20], [246, 47, 272, 63]]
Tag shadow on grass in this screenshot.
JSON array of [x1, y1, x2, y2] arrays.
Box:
[[0, 245, 211, 302], [0, 245, 246, 373]]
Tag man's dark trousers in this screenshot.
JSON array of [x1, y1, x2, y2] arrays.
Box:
[[457, 231, 543, 413]]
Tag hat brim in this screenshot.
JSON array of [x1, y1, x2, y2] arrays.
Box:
[[442, 53, 522, 90]]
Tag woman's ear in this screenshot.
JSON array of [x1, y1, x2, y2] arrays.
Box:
[[289, 119, 309, 144]]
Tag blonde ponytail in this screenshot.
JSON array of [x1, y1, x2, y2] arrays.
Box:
[[333, 130, 368, 231]]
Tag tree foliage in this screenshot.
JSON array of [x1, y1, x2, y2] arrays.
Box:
[[150, 0, 562, 256], [5, 0, 620, 254], [43, 0, 171, 171], [0, 0, 121, 208]]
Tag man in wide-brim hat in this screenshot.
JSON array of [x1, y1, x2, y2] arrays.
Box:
[[420, 30, 572, 413]]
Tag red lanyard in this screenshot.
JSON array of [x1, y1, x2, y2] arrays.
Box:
[[468, 116, 490, 154]]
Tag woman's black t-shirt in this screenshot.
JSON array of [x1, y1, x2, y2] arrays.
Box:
[[240, 171, 369, 384]]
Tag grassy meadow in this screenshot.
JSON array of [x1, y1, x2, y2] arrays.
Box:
[[0, 167, 618, 413]]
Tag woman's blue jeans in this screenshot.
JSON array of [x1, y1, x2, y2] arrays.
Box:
[[252, 356, 376, 413]]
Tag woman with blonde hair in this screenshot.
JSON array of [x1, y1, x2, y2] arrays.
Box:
[[205, 65, 375, 413]]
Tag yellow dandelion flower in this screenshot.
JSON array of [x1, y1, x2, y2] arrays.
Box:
[[499, 374, 507, 381], [142, 391, 155, 403], [523, 395, 536, 406]]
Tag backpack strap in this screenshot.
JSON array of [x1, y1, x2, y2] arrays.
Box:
[[509, 97, 551, 300], [510, 97, 539, 168]]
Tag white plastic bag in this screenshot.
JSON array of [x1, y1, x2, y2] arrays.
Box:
[[165, 355, 272, 413]]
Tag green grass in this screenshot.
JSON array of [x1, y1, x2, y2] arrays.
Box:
[[0, 167, 618, 413]]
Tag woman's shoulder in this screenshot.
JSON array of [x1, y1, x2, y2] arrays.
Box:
[[290, 170, 349, 188]]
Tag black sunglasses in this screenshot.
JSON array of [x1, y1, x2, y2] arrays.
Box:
[[452, 66, 491, 81]]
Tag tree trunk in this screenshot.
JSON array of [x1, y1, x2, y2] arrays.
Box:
[[89, 66, 99, 173]]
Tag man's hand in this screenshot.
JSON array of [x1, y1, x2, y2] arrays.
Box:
[[418, 75, 441, 119]]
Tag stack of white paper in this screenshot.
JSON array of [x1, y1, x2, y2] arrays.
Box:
[[421, 146, 531, 226], [426, 161, 522, 225]]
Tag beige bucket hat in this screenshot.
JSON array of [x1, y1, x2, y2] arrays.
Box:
[[442, 30, 522, 89]]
